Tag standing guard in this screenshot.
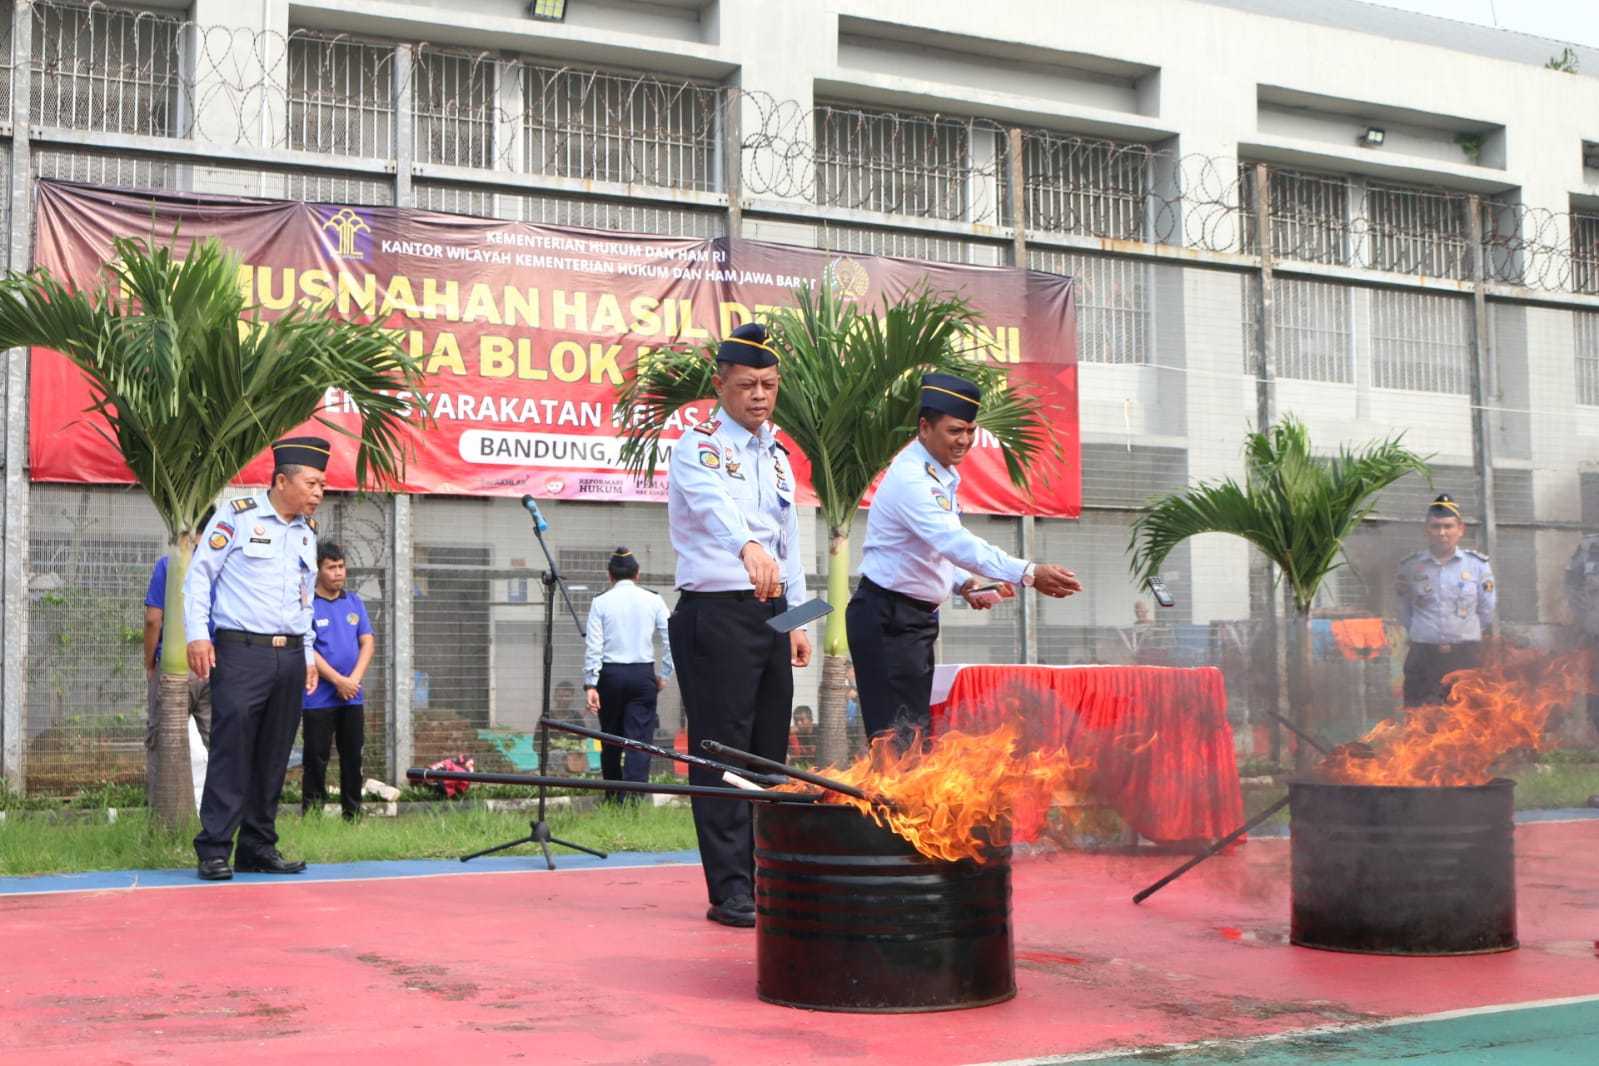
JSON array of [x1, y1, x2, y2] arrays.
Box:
[[667, 322, 811, 928], [185, 436, 328, 880], [1395, 493, 1496, 707], [584, 546, 674, 802]]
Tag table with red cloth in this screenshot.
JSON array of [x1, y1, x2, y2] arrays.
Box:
[[929, 663, 1244, 844]]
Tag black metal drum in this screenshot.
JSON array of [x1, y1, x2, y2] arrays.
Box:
[[753, 801, 1015, 1012], [1289, 778, 1516, 955]]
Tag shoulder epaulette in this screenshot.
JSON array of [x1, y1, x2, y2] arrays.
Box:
[[1464, 548, 1489, 562], [230, 497, 257, 514], [1401, 549, 1426, 562], [774, 440, 789, 455], [307, 516, 319, 533], [693, 418, 721, 436]]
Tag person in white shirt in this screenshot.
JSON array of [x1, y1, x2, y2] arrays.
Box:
[[583, 547, 674, 802], [666, 320, 811, 928], [848, 373, 1082, 745]]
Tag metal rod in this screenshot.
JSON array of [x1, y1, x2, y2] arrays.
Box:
[[1132, 795, 1291, 905], [1264, 711, 1334, 757], [699, 739, 880, 805], [407, 767, 824, 804], [543, 719, 788, 786]]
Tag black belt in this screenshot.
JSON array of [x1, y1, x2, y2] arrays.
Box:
[[215, 628, 304, 650], [1412, 641, 1478, 655], [677, 587, 785, 601], [857, 575, 939, 613]]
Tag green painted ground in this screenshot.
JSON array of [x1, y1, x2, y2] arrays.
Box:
[[1047, 999, 1599, 1065]]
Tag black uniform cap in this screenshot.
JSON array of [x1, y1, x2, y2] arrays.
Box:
[[717, 322, 780, 369], [920, 372, 981, 422], [1428, 493, 1463, 520], [272, 435, 332, 471]]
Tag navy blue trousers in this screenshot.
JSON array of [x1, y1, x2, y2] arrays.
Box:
[[596, 662, 658, 801], [194, 641, 305, 862]]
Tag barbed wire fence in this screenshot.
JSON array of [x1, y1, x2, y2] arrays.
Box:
[[6, 0, 1599, 793]]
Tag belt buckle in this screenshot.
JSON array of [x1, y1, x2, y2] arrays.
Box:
[[271, 636, 287, 648], [1438, 643, 1453, 654]]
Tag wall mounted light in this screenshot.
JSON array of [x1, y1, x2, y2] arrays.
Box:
[[528, 0, 566, 21], [1361, 127, 1386, 147]]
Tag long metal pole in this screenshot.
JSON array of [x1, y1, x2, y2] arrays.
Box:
[[1467, 193, 1498, 561], [407, 766, 823, 803], [543, 719, 786, 785], [700, 739, 881, 805], [1132, 795, 1290, 904]]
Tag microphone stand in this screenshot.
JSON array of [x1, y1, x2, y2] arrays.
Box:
[[460, 497, 607, 870]]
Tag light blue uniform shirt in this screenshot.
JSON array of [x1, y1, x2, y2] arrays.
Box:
[[667, 409, 806, 604], [1395, 546, 1496, 645], [184, 492, 318, 664], [859, 440, 1029, 606], [583, 579, 675, 687]]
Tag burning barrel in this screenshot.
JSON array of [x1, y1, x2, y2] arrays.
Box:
[[753, 801, 1015, 1012], [1289, 777, 1516, 955]]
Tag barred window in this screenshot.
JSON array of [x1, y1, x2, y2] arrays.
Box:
[[414, 49, 496, 169], [1242, 277, 1353, 383], [32, 0, 182, 136], [1239, 166, 1349, 265], [813, 104, 972, 221], [286, 32, 394, 158], [1364, 182, 1472, 279], [1573, 213, 1599, 296], [1022, 132, 1148, 241], [1027, 251, 1151, 365], [820, 224, 981, 266], [1370, 289, 1472, 394], [522, 64, 720, 191], [1577, 311, 1599, 406]]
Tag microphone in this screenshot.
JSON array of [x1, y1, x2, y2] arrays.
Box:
[[520, 494, 549, 533]]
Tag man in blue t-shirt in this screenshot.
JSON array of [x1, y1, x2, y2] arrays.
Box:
[[302, 541, 375, 819], [143, 507, 216, 802]]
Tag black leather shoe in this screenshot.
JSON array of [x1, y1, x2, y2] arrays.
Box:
[[235, 851, 307, 874], [706, 894, 756, 927], [197, 858, 233, 881]]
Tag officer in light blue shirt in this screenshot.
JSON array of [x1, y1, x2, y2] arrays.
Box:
[[583, 547, 674, 801], [184, 436, 328, 881], [849, 373, 1082, 743], [666, 321, 811, 928], [1395, 493, 1496, 706]]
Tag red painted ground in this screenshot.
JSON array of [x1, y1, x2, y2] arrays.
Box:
[[3, 821, 1597, 1065]]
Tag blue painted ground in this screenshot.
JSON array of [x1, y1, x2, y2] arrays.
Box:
[[0, 848, 700, 896], [1052, 998, 1599, 1065]]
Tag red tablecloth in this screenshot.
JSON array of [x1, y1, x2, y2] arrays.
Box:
[[930, 664, 1245, 844]]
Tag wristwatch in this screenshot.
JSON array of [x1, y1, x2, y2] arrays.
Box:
[[1021, 563, 1037, 588]]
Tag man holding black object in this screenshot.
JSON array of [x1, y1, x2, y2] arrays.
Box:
[[185, 436, 327, 880], [1395, 493, 1495, 707], [667, 321, 811, 928], [848, 374, 1082, 743]]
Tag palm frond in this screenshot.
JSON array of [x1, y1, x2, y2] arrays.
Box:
[[1129, 416, 1431, 613]]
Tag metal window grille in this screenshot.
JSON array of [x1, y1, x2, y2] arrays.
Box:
[[813, 104, 971, 221], [416, 181, 507, 221], [0, 3, 15, 119], [284, 173, 395, 206], [1239, 166, 1350, 265], [33, 146, 177, 191], [414, 48, 496, 169], [1023, 132, 1148, 241], [1370, 289, 1472, 393], [1030, 249, 1151, 365], [285, 31, 394, 158], [1577, 311, 1599, 406], [31, 0, 183, 136], [1572, 213, 1599, 296], [519, 189, 722, 236], [1364, 181, 1471, 279], [1241, 276, 1353, 382], [818, 224, 980, 265], [522, 63, 720, 191]]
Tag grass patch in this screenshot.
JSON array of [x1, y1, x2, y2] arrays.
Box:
[[0, 801, 699, 878]]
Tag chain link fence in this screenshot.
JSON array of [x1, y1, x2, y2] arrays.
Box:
[[6, 0, 1599, 794]]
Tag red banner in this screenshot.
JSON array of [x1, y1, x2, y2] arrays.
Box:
[[28, 181, 1080, 517]]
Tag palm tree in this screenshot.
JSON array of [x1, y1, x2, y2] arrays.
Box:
[[618, 282, 1054, 765], [0, 235, 423, 825], [1128, 417, 1429, 767]]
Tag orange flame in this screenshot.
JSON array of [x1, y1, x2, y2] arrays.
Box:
[[1319, 644, 1589, 787], [801, 722, 1089, 863]]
